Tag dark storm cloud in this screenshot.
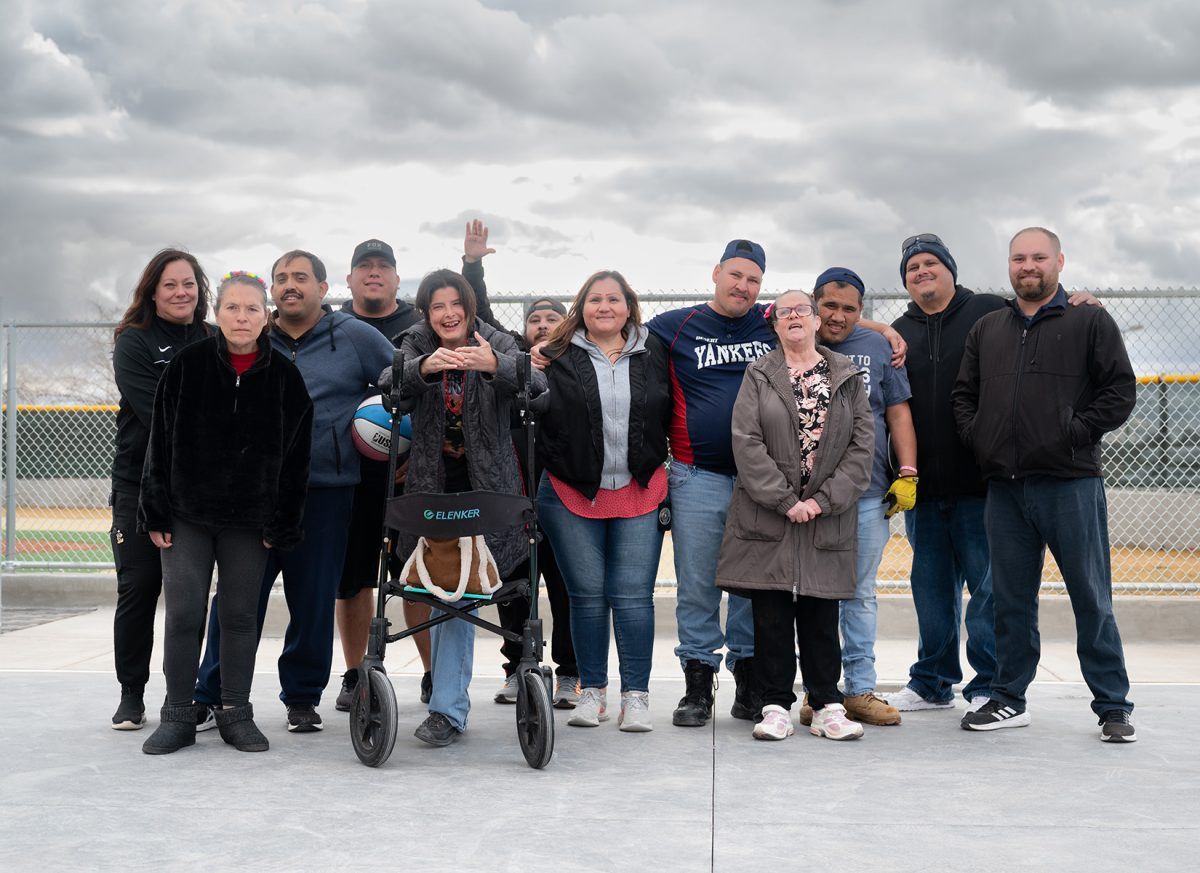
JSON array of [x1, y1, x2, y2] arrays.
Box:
[[942, 1, 1200, 101], [1, 0, 1198, 325]]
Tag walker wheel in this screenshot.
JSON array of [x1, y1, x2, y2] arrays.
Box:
[[515, 668, 554, 769], [350, 667, 398, 767]]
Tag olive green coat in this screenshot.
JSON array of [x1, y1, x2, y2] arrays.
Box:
[[716, 346, 873, 599]]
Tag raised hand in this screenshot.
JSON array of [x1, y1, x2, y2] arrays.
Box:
[[463, 219, 496, 263]]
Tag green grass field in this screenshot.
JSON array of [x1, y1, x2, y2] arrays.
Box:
[[2, 529, 113, 565]]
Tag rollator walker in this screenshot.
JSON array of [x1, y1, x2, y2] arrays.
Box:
[[348, 349, 554, 769]]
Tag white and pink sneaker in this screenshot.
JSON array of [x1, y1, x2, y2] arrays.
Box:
[[752, 704, 795, 740], [809, 703, 865, 740]]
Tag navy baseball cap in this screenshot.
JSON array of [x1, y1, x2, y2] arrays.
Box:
[[814, 267, 865, 297], [720, 239, 766, 273]]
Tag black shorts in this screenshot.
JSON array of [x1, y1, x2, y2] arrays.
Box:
[[337, 459, 391, 599]]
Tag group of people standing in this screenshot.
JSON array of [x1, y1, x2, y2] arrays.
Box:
[[108, 221, 1140, 757]]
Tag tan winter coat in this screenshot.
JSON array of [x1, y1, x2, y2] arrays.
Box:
[[716, 346, 873, 600]]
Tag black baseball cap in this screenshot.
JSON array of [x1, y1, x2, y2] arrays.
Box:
[[350, 239, 396, 268]]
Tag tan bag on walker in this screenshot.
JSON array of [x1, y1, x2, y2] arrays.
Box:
[[400, 536, 501, 602]]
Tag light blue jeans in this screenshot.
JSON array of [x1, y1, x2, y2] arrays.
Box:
[[838, 497, 889, 696], [428, 606, 475, 732], [668, 462, 754, 673], [537, 476, 661, 692]]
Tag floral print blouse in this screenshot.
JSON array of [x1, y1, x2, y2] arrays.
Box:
[[787, 358, 832, 488]]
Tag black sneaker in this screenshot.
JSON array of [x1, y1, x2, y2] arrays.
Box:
[[286, 704, 323, 733], [195, 704, 219, 732], [334, 670, 358, 713], [420, 671, 432, 705], [111, 687, 146, 731], [961, 699, 1031, 731], [1099, 709, 1137, 743], [414, 712, 459, 747]]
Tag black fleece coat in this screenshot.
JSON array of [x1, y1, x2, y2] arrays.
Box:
[[536, 333, 672, 501], [138, 332, 314, 550], [892, 286, 1007, 501]]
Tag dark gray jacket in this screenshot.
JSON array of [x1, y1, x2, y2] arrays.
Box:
[[392, 320, 546, 576]]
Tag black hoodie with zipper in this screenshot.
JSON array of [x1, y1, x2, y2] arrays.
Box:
[[892, 285, 1007, 502]]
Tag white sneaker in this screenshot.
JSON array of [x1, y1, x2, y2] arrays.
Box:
[[885, 686, 955, 711], [567, 687, 609, 727], [809, 703, 865, 740], [752, 704, 795, 740], [493, 673, 518, 704], [966, 695, 991, 713], [618, 691, 653, 732]]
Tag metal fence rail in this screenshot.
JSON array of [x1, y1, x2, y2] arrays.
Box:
[[3, 290, 1199, 593]]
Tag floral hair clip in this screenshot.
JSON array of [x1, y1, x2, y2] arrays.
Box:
[[220, 271, 266, 290]]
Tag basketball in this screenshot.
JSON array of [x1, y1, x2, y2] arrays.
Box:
[[351, 396, 412, 461]]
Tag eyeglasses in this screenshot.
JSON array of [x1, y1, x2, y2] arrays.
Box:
[[774, 305, 814, 319], [901, 233, 944, 252]]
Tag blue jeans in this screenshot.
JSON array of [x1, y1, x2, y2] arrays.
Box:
[[428, 606, 475, 732], [904, 496, 995, 703], [195, 486, 354, 707], [537, 477, 661, 692], [838, 497, 889, 696], [985, 477, 1132, 716], [668, 462, 753, 673]]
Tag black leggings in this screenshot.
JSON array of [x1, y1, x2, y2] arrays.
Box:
[[750, 589, 844, 711], [160, 519, 269, 707], [497, 539, 578, 678]]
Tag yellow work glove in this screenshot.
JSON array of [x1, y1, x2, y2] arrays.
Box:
[[883, 475, 918, 519]]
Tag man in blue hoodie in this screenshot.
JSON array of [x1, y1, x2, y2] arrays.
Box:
[[195, 249, 394, 732]]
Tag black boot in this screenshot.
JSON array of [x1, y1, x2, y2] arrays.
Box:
[[214, 703, 269, 752], [141, 704, 198, 755], [672, 660, 715, 727], [730, 657, 763, 721]]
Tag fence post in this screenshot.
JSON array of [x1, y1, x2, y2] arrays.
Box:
[[4, 322, 15, 577]]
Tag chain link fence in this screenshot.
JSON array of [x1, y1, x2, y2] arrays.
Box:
[[3, 290, 1198, 594]]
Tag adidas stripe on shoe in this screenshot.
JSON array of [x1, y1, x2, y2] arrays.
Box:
[[961, 699, 1031, 731]]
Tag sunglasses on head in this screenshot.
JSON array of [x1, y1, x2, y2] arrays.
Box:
[[901, 233, 945, 252]]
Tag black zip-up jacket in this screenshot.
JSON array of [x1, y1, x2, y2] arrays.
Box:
[[111, 316, 210, 493], [892, 286, 1007, 501], [952, 287, 1136, 481], [138, 332, 314, 549], [536, 333, 672, 501]]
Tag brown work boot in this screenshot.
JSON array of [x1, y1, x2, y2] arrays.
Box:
[[799, 694, 813, 726], [844, 691, 902, 726]]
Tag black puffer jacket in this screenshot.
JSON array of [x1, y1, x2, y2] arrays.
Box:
[[892, 286, 1006, 501], [111, 317, 210, 493], [536, 331, 672, 501], [953, 290, 1136, 480], [138, 332, 313, 549]]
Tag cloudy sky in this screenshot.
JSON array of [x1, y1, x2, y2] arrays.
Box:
[[4, 0, 1200, 327]]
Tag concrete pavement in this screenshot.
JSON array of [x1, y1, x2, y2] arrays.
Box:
[[0, 593, 1197, 873]]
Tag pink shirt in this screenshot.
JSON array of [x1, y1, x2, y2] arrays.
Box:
[[548, 465, 668, 520]]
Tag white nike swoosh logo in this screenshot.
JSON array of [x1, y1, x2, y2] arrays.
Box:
[[158, 346, 171, 352]]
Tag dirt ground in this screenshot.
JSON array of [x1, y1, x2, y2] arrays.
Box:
[[5, 508, 1198, 588]]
